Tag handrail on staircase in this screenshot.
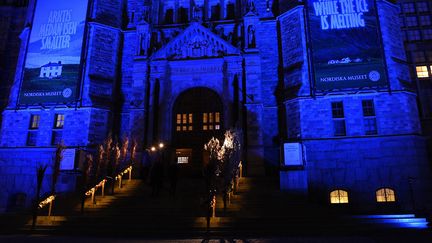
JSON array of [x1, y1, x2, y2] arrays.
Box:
[[115, 166, 133, 189], [83, 165, 133, 205], [85, 179, 107, 203], [38, 195, 56, 217]]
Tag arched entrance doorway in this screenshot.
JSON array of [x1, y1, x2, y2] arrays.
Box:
[[172, 88, 224, 173]]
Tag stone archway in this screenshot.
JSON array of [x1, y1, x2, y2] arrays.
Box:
[[172, 87, 224, 172]]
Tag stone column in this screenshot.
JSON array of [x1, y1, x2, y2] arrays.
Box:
[[243, 52, 265, 176]]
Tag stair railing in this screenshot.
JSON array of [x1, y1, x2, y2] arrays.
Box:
[[38, 195, 56, 217], [84, 179, 107, 205], [115, 166, 133, 189], [82, 165, 132, 208]]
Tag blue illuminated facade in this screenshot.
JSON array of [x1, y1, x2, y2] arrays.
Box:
[[0, 0, 431, 214]]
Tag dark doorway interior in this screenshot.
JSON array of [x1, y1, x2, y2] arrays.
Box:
[[172, 88, 224, 174]]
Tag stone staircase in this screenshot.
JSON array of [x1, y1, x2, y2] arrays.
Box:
[[1, 176, 430, 237]]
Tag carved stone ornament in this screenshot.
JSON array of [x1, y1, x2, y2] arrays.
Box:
[[152, 23, 240, 60]]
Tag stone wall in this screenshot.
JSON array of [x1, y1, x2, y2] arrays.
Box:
[[0, 109, 92, 147], [0, 148, 78, 212], [297, 92, 421, 139], [305, 135, 432, 211]]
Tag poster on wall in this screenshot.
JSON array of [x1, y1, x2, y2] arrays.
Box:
[[307, 0, 387, 90], [283, 143, 303, 166], [19, 0, 88, 105]]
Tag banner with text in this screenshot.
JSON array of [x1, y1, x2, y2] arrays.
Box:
[[307, 0, 387, 90], [19, 0, 88, 104]]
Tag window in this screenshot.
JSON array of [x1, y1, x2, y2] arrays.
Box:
[[407, 30, 421, 41], [178, 157, 189, 164], [130, 11, 135, 23], [411, 51, 426, 63], [226, 3, 235, 19], [29, 115, 40, 129], [362, 100, 377, 135], [27, 115, 40, 146], [26, 132, 37, 146], [405, 16, 418, 27], [376, 188, 396, 202], [403, 3, 415, 13], [164, 9, 174, 24], [330, 190, 349, 204], [422, 29, 432, 39], [176, 149, 192, 164], [51, 130, 63, 145], [427, 51, 432, 61], [417, 2, 429, 12], [331, 102, 346, 136], [52, 114, 64, 145], [420, 16, 431, 26], [211, 4, 221, 20], [416, 66, 429, 78], [203, 112, 221, 131], [178, 7, 189, 23], [54, 114, 65, 129], [176, 113, 193, 131]]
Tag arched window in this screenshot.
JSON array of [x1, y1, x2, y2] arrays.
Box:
[[330, 189, 349, 204], [376, 188, 396, 202]]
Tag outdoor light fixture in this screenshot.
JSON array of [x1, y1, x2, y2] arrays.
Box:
[[151, 146, 156, 152], [159, 143, 164, 149]]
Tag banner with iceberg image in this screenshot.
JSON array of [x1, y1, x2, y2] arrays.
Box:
[[19, 0, 88, 104], [307, 0, 387, 90]]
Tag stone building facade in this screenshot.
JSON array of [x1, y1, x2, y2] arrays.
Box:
[[0, 0, 431, 213], [0, 0, 29, 121]]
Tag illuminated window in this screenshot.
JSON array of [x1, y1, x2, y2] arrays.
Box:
[[30, 115, 40, 129], [176, 149, 192, 164], [202, 112, 221, 131], [51, 114, 64, 145], [176, 113, 193, 132], [54, 114, 64, 129], [27, 114, 40, 146], [416, 66, 429, 78], [330, 190, 349, 204], [178, 157, 189, 164], [362, 100, 377, 135], [376, 188, 396, 202], [331, 102, 346, 136]]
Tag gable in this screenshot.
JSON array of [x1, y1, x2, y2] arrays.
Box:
[[152, 22, 240, 60]]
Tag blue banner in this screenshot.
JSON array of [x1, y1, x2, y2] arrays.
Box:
[[19, 0, 88, 104], [307, 0, 387, 90]]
